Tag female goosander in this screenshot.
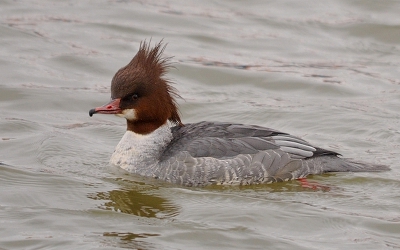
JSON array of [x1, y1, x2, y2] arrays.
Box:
[[89, 41, 389, 187]]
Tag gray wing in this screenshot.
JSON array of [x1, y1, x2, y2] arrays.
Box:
[[164, 121, 331, 160]]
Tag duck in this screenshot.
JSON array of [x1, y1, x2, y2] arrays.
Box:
[[89, 41, 389, 187]]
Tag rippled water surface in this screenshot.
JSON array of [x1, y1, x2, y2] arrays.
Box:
[[1, 0, 400, 249]]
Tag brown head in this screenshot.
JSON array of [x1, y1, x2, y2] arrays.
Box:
[[89, 41, 183, 134]]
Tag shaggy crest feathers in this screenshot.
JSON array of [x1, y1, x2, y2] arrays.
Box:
[[111, 41, 183, 127], [131, 41, 171, 78], [136, 41, 183, 126]]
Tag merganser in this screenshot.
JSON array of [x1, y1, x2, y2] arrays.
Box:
[[89, 41, 389, 187]]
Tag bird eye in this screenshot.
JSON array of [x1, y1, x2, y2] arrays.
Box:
[[131, 94, 138, 100]]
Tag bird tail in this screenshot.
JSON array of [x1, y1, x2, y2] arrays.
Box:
[[304, 156, 390, 174]]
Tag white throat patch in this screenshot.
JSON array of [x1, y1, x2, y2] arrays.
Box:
[[116, 108, 136, 120]]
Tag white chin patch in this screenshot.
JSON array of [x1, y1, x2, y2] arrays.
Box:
[[116, 109, 136, 120]]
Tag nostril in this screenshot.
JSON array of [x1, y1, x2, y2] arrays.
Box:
[[107, 105, 112, 109]]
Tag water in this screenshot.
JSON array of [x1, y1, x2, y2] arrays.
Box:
[[1, 0, 400, 249]]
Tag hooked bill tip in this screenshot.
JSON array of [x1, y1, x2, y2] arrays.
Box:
[[89, 108, 96, 117]]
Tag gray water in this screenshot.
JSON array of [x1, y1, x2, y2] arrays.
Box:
[[1, 0, 400, 249]]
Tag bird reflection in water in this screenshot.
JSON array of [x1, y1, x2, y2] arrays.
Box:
[[87, 181, 179, 218]]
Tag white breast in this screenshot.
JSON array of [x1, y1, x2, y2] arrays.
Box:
[[110, 123, 173, 173]]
